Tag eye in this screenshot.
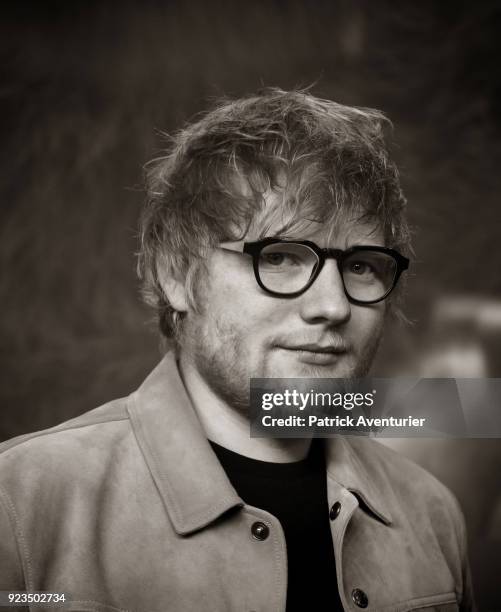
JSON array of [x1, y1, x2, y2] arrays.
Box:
[[263, 252, 286, 266], [260, 251, 301, 267], [348, 260, 374, 276]]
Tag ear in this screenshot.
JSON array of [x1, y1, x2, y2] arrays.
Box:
[[156, 264, 188, 313]]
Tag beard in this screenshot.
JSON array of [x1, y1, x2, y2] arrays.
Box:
[[181, 311, 255, 413], [179, 306, 384, 415]]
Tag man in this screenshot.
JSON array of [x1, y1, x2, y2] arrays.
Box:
[[0, 89, 473, 611]]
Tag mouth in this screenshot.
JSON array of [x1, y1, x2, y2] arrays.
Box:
[[278, 343, 348, 365]]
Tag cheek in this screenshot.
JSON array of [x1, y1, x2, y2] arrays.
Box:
[[207, 288, 261, 343], [211, 272, 281, 334], [351, 305, 385, 342]]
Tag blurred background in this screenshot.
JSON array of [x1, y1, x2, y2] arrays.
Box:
[[1, 0, 500, 607]]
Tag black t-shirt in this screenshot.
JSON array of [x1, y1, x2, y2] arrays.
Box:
[[210, 440, 343, 611]]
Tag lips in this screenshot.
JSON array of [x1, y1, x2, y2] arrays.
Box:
[[278, 342, 348, 365], [285, 343, 346, 354]]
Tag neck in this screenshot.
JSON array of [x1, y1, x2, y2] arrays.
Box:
[[178, 353, 312, 463]]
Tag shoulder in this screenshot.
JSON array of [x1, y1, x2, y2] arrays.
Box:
[[0, 397, 137, 589], [0, 397, 129, 449], [0, 397, 132, 496], [348, 437, 455, 494]]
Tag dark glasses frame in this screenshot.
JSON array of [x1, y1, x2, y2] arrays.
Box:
[[220, 237, 409, 304]]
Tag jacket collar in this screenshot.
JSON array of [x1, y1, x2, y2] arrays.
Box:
[[325, 437, 393, 525], [127, 352, 243, 535], [128, 352, 392, 535]]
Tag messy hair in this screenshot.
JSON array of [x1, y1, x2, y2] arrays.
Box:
[[138, 88, 411, 339]]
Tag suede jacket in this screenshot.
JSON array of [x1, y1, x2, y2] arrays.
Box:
[[0, 353, 474, 612]]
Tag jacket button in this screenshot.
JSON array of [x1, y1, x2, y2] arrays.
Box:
[[251, 521, 269, 540], [329, 501, 342, 520], [351, 588, 368, 608]]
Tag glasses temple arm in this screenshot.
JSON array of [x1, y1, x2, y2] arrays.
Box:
[[219, 240, 246, 253]]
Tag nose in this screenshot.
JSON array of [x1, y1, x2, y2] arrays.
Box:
[[298, 260, 351, 325]]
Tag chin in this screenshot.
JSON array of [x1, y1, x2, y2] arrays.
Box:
[[299, 365, 355, 378]]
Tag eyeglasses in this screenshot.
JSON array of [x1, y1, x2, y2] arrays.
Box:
[[219, 238, 409, 304]]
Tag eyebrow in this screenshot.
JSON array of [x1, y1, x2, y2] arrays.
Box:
[[260, 235, 387, 247]]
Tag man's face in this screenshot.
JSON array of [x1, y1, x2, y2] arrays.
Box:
[[179, 193, 387, 409]]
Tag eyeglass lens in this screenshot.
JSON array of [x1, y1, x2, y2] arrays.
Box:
[[258, 242, 398, 301]]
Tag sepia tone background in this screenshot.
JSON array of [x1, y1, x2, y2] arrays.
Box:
[[1, 1, 500, 607]]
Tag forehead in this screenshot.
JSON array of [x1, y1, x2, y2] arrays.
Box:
[[246, 188, 384, 247]]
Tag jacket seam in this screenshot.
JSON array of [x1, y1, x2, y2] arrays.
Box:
[[243, 507, 287, 612], [0, 485, 32, 590], [332, 493, 358, 612], [447, 492, 467, 605], [0, 416, 129, 456]]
